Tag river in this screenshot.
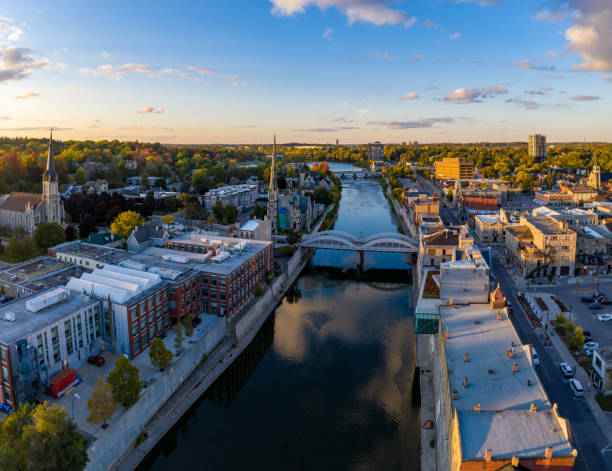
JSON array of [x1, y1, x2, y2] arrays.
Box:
[[137, 165, 420, 471]]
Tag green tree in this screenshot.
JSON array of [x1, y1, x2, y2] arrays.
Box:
[[64, 224, 76, 241], [570, 326, 585, 351], [222, 204, 238, 224], [391, 187, 404, 202], [173, 322, 185, 354], [286, 228, 302, 246], [148, 337, 173, 371], [75, 167, 87, 185], [79, 213, 97, 239], [207, 213, 217, 229], [254, 284, 264, 297], [4, 236, 38, 262], [107, 355, 142, 408], [0, 402, 88, 471], [183, 313, 194, 337], [110, 210, 145, 240], [253, 205, 267, 219], [311, 187, 331, 205], [191, 168, 209, 194], [86, 377, 118, 428], [34, 222, 66, 251], [212, 200, 224, 221], [447, 188, 454, 203], [161, 215, 175, 228]]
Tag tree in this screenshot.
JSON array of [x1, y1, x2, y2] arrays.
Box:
[[34, 222, 66, 251], [183, 313, 194, 337], [4, 236, 38, 262], [0, 402, 88, 471], [312, 187, 331, 205], [222, 204, 238, 224], [161, 215, 175, 228], [286, 228, 302, 246], [173, 322, 185, 354], [570, 326, 585, 351], [212, 200, 224, 221], [253, 205, 267, 219], [110, 210, 145, 240], [79, 213, 97, 239], [447, 188, 454, 203], [86, 377, 118, 428], [75, 167, 87, 185], [148, 338, 173, 371], [207, 213, 217, 229], [65, 224, 76, 241], [191, 168, 209, 194], [107, 355, 142, 408], [391, 187, 404, 202]]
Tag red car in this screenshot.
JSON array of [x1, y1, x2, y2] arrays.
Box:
[[88, 355, 105, 367]]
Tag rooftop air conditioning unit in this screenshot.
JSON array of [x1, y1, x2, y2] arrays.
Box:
[[2, 312, 16, 322]]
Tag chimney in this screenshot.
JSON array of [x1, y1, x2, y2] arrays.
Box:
[[444, 327, 449, 340], [474, 404, 481, 412], [512, 362, 518, 374], [545, 446, 553, 460], [530, 403, 537, 412], [464, 353, 469, 362], [484, 449, 492, 462]]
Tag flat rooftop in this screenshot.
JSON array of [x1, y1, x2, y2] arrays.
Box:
[[475, 214, 501, 224], [4, 256, 71, 279], [440, 303, 549, 411], [525, 216, 568, 235], [52, 241, 130, 265], [457, 409, 574, 460], [0, 289, 98, 345]]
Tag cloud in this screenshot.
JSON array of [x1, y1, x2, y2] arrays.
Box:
[[322, 27, 333, 40], [232, 80, 248, 87], [506, 98, 539, 109], [186, 65, 215, 76], [443, 85, 507, 103], [0, 126, 72, 131], [400, 92, 418, 100], [565, 0, 612, 71], [331, 117, 354, 123], [375, 51, 392, 61], [0, 17, 23, 42], [13, 91, 40, 99], [270, 0, 417, 27], [356, 109, 371, 114], [0, 47, 48, 83], [422, 18, 440, 29], [136, 106, 165, 114], [0, 116, 10, 120], [603, 77, 612, 82], [427, 85, 439, 90], [532, 6, 568, 23], [295, 128, 336, 132], [569, 94, 601, 101], [524, 87, 552, 95], [511, 60, 555, 71], [452, 0, 502, 5], [89, 119, 101, 128], [160, 68, 187, 78], [79, 63, 150, 80], [367, 117, 455, 129], [449, 32, 461, 39], [410, 55, 424, 62], [101, 51, 110, 58], [55, 62, 67, 70], [337, 126, 360, 130]]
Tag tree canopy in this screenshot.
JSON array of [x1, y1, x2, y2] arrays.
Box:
[[34, 222, 66, 250], [107, 355, 142, 408], [110, 210, 145, 240]]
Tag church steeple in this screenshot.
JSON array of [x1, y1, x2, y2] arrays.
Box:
[[269, 135, 277, 191], [44, 130, 57, 182], [267, 135, 279, 233]]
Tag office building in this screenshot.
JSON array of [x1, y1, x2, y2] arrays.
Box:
[[369, 141, 384, 161], [528, 134, 547, 159], [434, 158, 474, 180]]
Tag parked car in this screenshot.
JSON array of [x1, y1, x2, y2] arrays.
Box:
[[560, 362, 575, 377], [584, 341, 600, 350], [590, 303, 604, 310], [597, 296, 612, 305], [531, 347, 540, 367], [584, 336, 595, 344], [143, 377, 157, 388], [506, 301, 513, 307], [569, 378, 585, 397], [598, 314, 612, 322], [583, 330, 592, 337], [87, 355, 105, 367], [581, 295, 595, 303]]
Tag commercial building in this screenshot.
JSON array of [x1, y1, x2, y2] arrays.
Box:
[[505, 216, 576, 278], [417, 226, 474, 275], [404, 193, 440, 225], [474, 214, 504, 243], [203, 184, 258, 212], [592, 347, 612, 396], [534, 191, 574, 208], [528, 134, 547, 159], [239, 218, 271, 241], [49, 241, 130, 269], [0, 287, 103, 407], [440, 247, 489, 304], [434, 158, 474, 180]]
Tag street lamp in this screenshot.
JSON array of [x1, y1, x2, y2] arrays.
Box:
[[71, 392, 80, 420]]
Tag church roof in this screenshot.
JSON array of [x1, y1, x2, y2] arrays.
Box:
[[0, 192, 42, 213]]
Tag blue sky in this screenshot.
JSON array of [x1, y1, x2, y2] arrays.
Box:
[[1, 0, 611, 144]]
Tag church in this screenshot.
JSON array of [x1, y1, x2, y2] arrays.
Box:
[[0, 132, 65, 234]]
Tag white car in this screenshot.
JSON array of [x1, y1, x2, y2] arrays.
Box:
[[584, 341, 600, 350], [569, 378, 585, 397], [531, 347, 539, 367], [598, 314, 612, 322], [560, 362, 575, 377]]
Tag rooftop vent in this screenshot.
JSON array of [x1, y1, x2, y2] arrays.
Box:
[[1, 312, 16, 322]]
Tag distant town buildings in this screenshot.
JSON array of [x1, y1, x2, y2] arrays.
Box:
[[203, 184, 258, 213], [404, 193, 440, 225], [529, 134, 547, 159], [369, 141, 384, 161], [433, 158, 475, 180]]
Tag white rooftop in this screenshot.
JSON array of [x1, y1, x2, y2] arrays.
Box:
[[240, 220, 260, 232], [475, 214, 501, 224]]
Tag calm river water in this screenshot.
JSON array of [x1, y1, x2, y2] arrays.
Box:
[[138, 166, 420, 471]]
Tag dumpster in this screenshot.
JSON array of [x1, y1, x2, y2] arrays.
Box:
[[47, 368, 76, 398]]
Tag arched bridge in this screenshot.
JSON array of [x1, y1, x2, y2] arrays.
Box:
[[300, 230, 418, 253]]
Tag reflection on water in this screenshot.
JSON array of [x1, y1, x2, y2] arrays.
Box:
[[138, 177, 419, 471]]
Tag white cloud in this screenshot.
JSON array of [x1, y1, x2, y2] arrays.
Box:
[[322, 27, 333, 40], [565, 0, 612, 71], [569, 94, 601, 101], [511, 60, 555, 71], [356, 109, 370, 114], [375, 51, 392, 61], [160, 67, 187, 77], [506, 98, 539, 110], [449, 32, 461, 39], [79, 63, 150, 80], [422, 18, 440, 29], [0, 116, 11, 120], [101, 51, 110, 58], [232, 80, 248, 87], [186, 65, 215, 76], [603, 77, 612, 82], [367, 117, 455, 129], [400, 92, 418, 100], [532, 7, 568, 23], [444, 85, 507, 103], [55, 62, 67, 70], [136, 106, 165, 114], [270, 0, 416, 27], [0, 17, 23, 42], [0, 47, 48, 83], [13, 91, 40, 99]]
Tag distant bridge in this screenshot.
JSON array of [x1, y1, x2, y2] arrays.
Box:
[[300, 230, 418, 253]]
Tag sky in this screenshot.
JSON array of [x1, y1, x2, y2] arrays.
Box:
[[1, 0, 612, 144]]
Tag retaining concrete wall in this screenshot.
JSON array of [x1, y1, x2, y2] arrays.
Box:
[[431, 327, 453, 471], [85, 316, 227, 471]]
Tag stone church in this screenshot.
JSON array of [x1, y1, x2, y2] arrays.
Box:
[[0, 133, 64, 234]]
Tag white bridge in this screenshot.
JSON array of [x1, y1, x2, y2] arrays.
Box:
[[300, 230, 418, 253]]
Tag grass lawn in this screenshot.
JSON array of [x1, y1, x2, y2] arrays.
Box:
[[596, 394, 612, 411]]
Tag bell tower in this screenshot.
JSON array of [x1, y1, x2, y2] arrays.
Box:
[[42, 130, 63, 224]]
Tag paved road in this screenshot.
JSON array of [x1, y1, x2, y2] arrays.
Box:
[[492, 255, 612, 471]]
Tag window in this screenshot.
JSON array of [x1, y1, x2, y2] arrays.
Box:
[[129, 306, 138, 319], [64, 320, 74, 355], [140, 318, 147, 331], [2, 367, 8, 382], [0, 347, 6, 363], [133, 339, 140, 353], [170, 301, 176, 309], [140, 301, 146, 314], [132, 321, 139, 337], [36, 334, 44, 364], [156, 308, 162, 320], [51, 327, 60, 364], [141, 332, 148, 346], [94, 306, 101, 338], [156, 293, 161, 305], [76, 316, 84, 348]]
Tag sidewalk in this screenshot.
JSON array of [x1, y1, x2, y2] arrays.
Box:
[[546, 328, 612, 447]]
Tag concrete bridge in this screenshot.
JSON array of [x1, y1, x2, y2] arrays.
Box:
[[300, 230, 418, 254]]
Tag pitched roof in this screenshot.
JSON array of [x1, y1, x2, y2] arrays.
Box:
[[129, 225, 165, 244], [0, 192, 42, 213]]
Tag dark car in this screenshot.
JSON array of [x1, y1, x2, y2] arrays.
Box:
[[583, 330, 592, 337], [88, 355, 105, 367], [581, 295, 595, 303], [590, 303, 604, 310], [598, 296, 612, 305], [0, 296, 9, 304]]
